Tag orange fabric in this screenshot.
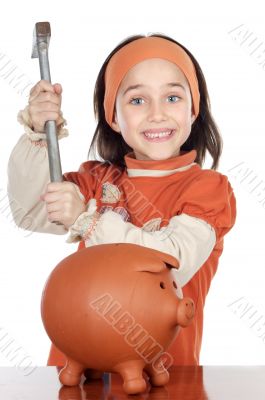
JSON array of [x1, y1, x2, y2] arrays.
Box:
[[104, 37, 200, 126], [48, 149, 236, 366]]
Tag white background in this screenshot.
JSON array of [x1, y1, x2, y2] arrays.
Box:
[[0, 0, 264, 368]]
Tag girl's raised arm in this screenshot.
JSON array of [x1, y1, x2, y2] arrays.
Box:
[[7, 80, 68, 235]]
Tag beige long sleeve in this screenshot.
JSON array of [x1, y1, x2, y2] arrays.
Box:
[[7, 106, 69, 235]]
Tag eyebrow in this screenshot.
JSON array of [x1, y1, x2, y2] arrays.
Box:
[[122, 82, 186, 96]]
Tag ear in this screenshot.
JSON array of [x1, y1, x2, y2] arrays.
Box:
[[157, 251, 179, 270], [110, 109, 121, 133], [191, 112, 196, 124], [136, 250, 179, 273]]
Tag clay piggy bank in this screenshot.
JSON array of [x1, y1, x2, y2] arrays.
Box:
[[41, 243, 194, 395]]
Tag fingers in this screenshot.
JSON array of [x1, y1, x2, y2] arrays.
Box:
[[40, 182, 86, 227], [41, 182, 68, 223], [29, 80, 62, 95], [29, 80, 55, 98], [46, 201, 61, 214], [45, 181, 77, 194], [46, 211, 63, 223], [53, 83, 63, 95], [29, 82, 61, 106], [29, 110, 62, 132], [41, 190, 62, 204], [29, 80, 52, 95], [28, 80, 63, 132], [29, 103, 61, 123], [41, 182, 69, 203], [29, 92, 61, 107]]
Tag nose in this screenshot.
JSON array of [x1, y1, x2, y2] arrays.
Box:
[[185, 299, 195, 320], [147, 100, 167, 122], [176, 297, 195, 327]]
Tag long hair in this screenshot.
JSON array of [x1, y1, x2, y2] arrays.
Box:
[[89, 33, 222, 170]]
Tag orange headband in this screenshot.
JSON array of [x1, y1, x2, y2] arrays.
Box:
[[104, 36, 200, 127]]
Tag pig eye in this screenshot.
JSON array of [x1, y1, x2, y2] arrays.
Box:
[[173, 281, 178, 289], [160, 282, 166, 289]]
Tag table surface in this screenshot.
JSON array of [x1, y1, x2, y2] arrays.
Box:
[[0, 366, 264, 400]]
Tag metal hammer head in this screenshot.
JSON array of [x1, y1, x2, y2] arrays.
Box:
[[31, 22, 51, 58]]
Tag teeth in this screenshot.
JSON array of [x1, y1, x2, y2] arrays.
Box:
[[144, 131, 172, 138]]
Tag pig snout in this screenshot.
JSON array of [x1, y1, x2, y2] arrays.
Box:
[[176, 298, 195, 327]]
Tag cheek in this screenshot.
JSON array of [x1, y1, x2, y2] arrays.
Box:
[[118, 109, 140, 133], [176, 103, 193, 127], [116, 103, 131, 128]]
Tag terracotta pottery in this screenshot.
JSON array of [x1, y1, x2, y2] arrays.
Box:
[[41, 243, 195, 395]]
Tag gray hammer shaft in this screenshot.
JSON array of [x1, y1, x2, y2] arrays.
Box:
[[34, 24, 63, 182]]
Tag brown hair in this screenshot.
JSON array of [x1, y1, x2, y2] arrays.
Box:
[[89, 33, 222, 170]]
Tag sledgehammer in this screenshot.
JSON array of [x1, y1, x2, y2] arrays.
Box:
[[31, 22, 63, 182]]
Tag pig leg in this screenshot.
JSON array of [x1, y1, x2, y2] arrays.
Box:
[[144, 359, 169, 387], [59, 357, 85, 386], [115, 360, 146, 395]]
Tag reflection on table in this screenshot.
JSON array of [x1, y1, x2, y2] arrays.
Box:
[[0, 365, 264, 399]]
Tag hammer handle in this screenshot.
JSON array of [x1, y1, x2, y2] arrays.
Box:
[[37, 41, 63, 182]]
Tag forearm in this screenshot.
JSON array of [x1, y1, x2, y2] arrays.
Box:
[[7, 107, 68, 235], [67, 208, 216, 287]]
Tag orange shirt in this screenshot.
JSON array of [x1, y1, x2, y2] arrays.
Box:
[[47, 149, 236, 366]]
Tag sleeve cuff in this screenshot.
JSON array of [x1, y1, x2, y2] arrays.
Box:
[[66, 198, 101, 243], [17, 105, 69, 145]]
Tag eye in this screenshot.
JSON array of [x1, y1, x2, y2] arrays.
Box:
[[167, 95, 180, 103], [160, 282, 166, 289], [173, 281, 178, 289], [130, 97, 144, 105]]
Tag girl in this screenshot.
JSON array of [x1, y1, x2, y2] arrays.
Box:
[[8, 33, 236, 367]]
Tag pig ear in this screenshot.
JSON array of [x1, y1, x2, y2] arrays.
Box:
[[136, 250, 179, 273], [153, 249, 179, 270]]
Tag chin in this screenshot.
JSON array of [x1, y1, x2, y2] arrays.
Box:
[[143, 150, 180, 161]]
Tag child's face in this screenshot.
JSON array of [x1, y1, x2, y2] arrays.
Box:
[[111, 58, 196, 161]]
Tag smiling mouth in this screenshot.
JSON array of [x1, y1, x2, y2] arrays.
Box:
[[142, 130, 175, 141]]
